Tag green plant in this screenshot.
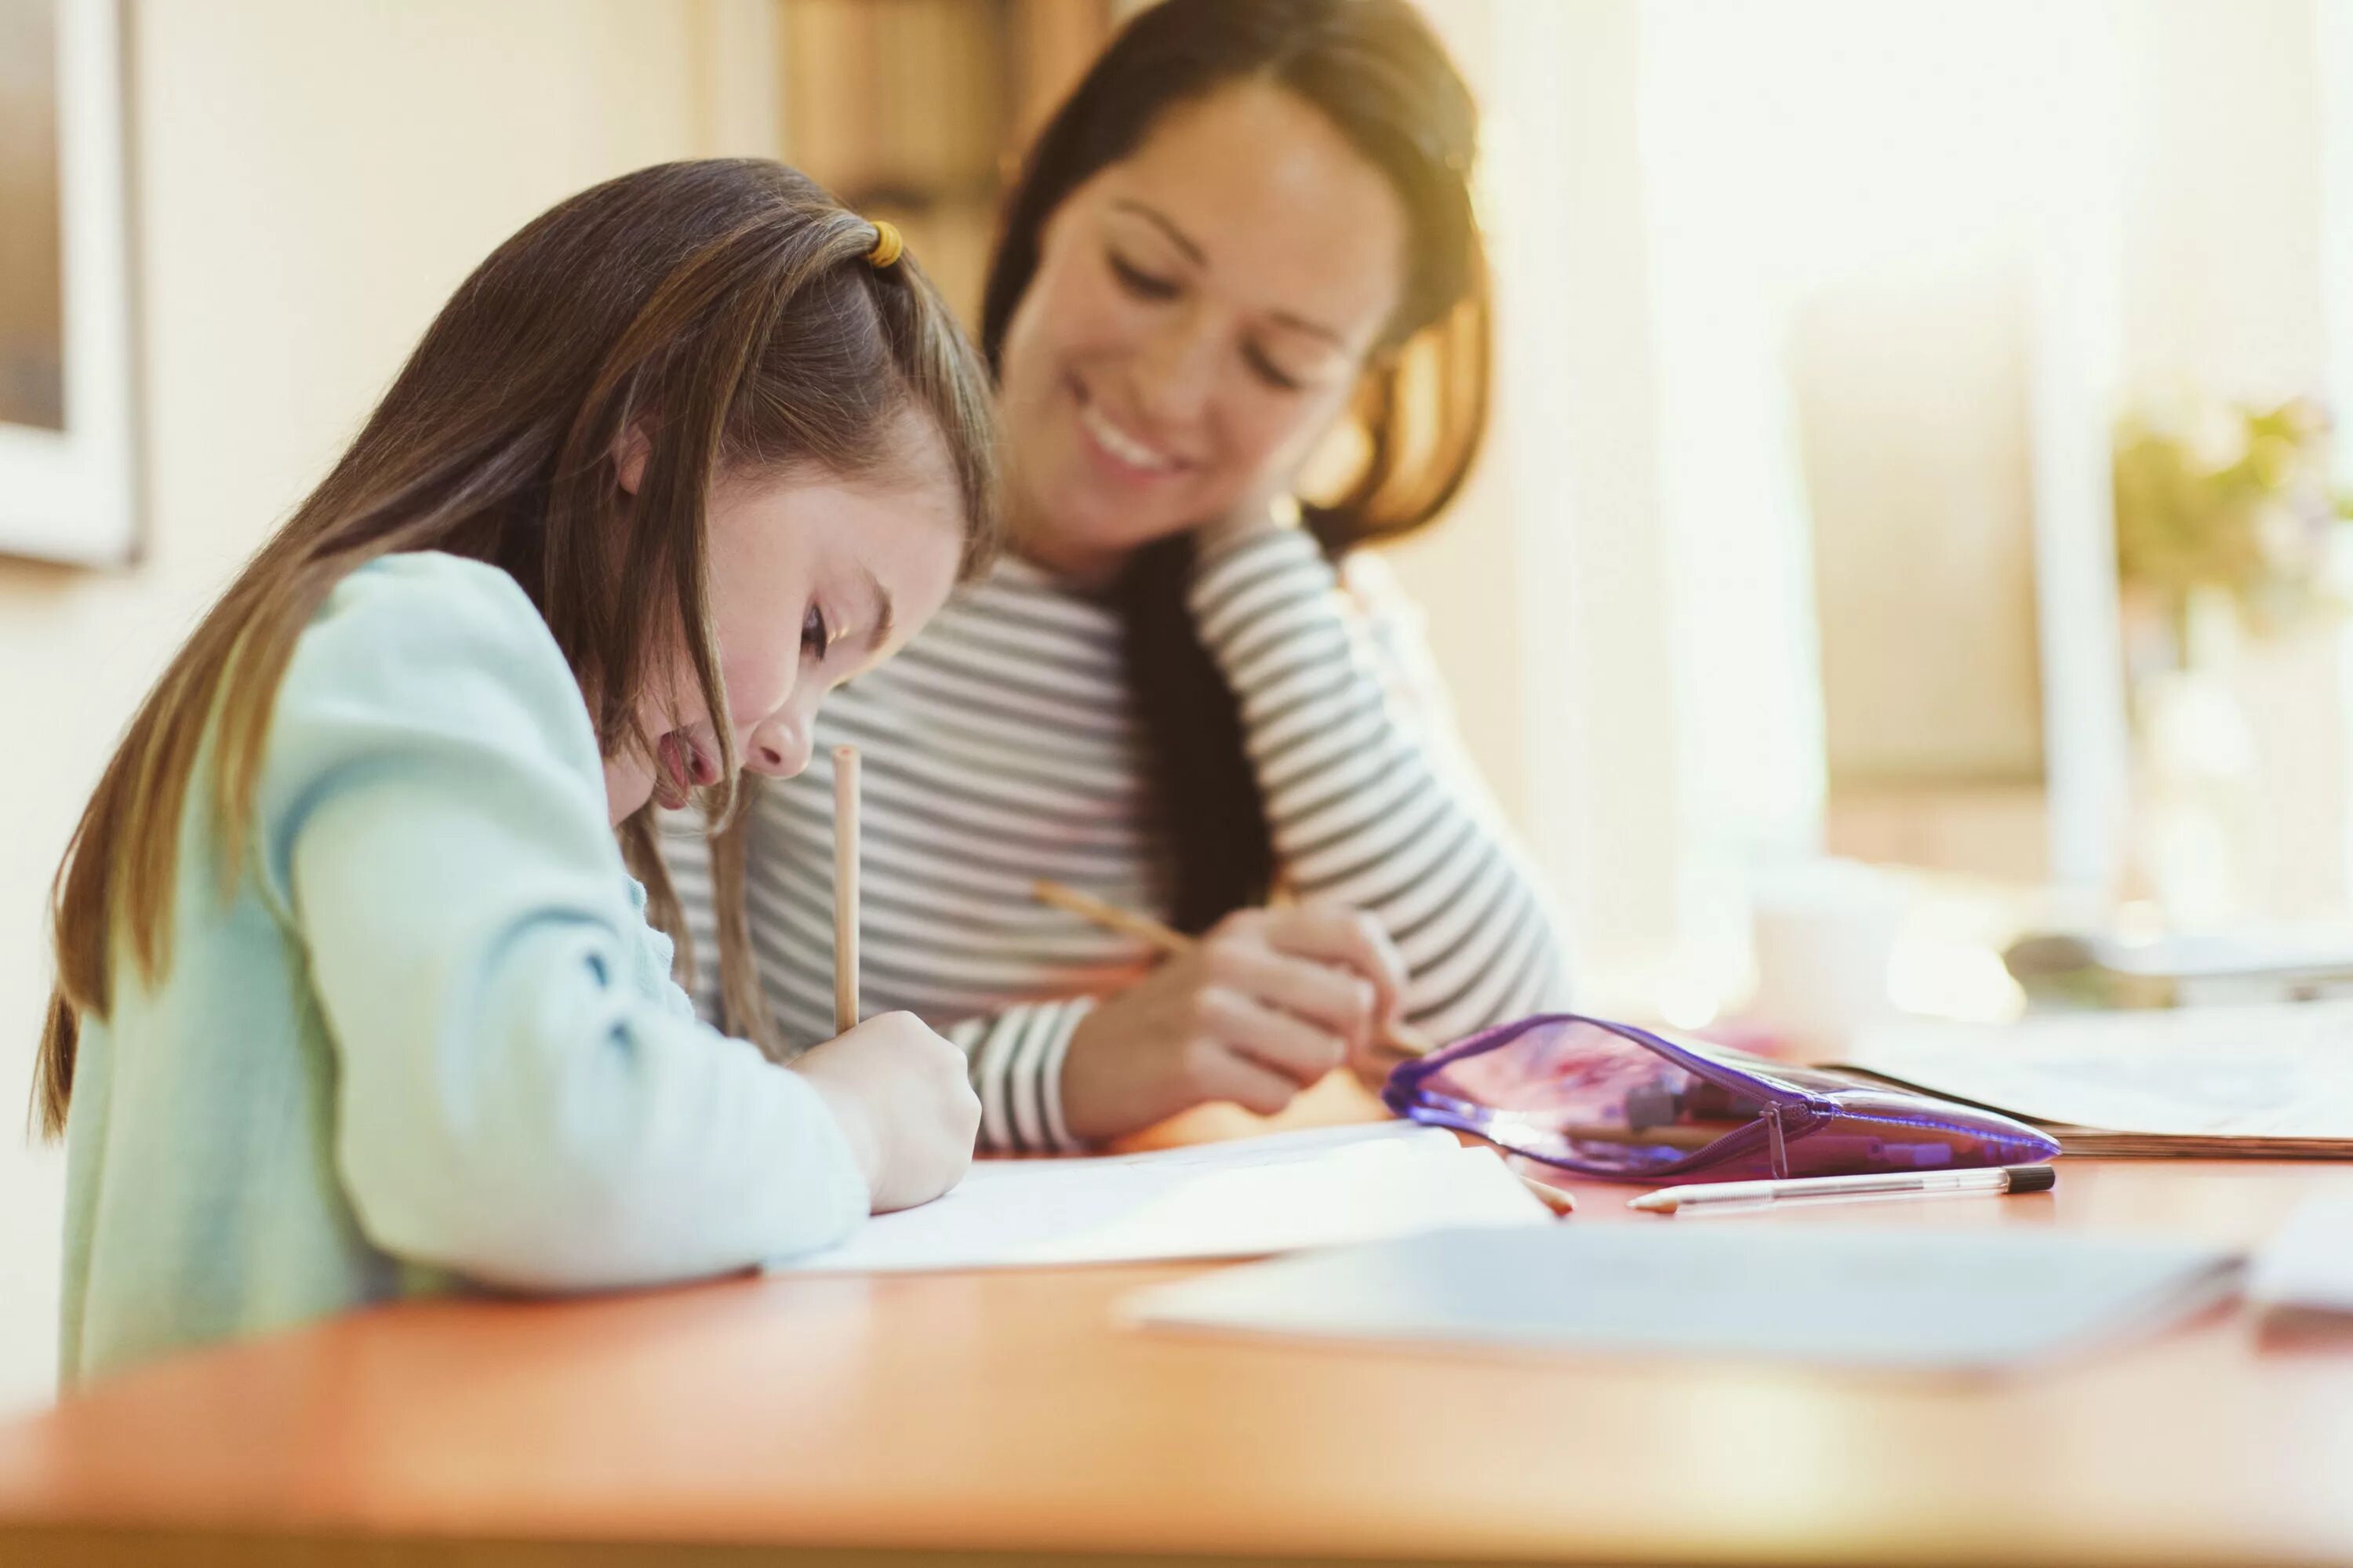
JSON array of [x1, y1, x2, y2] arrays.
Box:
[[2112, 396, 2353, 641]]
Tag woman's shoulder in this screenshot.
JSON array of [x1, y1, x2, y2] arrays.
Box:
[[1335, 546, 1436, 643]]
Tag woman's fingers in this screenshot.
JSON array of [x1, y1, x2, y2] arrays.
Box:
[[1257, 904, 1409, 1023], [1205, 937, 1378, 1046], [1199, 985, 1348, 1086], [1189, 1037, 1307, 1116]]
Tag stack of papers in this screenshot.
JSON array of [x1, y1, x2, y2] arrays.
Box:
[[1126, 1223, 2244, 1373], [769, 1122, 1552, 1275], [1843, 1004, 2353, 1157]]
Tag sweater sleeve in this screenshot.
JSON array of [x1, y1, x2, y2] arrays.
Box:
[[944, 999, 1091, 1155], [1187, 527, 1573, 1044], [256, 554, 871, 1290]]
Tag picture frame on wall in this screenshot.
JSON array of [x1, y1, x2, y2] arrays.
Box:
[[0, 0, 136, 566]]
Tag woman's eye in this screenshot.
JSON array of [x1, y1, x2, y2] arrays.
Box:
[[1243, 343, 1306, 394], [1107, 252, 1179, 301], [801, 605, 831, 660]]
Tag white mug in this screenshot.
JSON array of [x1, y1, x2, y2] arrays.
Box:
[[1745, 859, 1912, 1052]]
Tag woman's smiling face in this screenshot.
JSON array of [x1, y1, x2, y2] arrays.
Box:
[[993, 80, 1408, 584]]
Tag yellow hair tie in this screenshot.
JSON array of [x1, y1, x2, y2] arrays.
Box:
[[866, 219, 904, 269]]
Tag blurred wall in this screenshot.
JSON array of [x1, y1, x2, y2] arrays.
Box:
[[1403, 0, 2353, 999], [0, 0, 727, 1417], [2120, 0, 2329, 402], [2116, 0, 2348, 919], [1386, 0, 1686, 1004]]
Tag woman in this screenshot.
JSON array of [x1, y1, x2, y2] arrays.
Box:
[[37, 159, 995, 1382], [671, 0, 1569, 1149]]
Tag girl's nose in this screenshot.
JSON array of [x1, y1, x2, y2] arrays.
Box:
[[743, 714, 811, 779]]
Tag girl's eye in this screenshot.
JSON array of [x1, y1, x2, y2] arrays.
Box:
[[1107, 252, 1180, 301], [802, 605, 831, 660], [1243, 343, 1306, 394]]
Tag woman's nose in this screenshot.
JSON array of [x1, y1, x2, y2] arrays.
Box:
[[1134, 315, 1220, 427], [742, 714, 812, 779]]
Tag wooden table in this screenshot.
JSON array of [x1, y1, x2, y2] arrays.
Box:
[[6, 1086, 2353, 1567]]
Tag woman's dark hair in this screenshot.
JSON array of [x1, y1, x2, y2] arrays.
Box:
[[36, 158, 998, 1133], [980, 0, 1490, 932]]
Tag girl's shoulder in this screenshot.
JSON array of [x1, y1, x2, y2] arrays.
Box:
[[296, 552, 575, 708], [269, 550, 600, 791], [315, 551, 555, 661], [246, 552, 609, 916]]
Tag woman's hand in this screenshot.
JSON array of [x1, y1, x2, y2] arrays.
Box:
[[1060, 904, 1409, 1142], [791, 1011, 982, 1212]]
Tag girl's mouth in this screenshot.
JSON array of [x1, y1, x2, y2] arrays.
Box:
[[654, 731, 717, 809]]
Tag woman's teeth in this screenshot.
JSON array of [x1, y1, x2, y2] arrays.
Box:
[[1078, 401, 1176, 473]]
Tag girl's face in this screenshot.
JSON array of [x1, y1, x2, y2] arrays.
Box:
[[995, 82, 1409, 584], [603, 427, 964, 824]]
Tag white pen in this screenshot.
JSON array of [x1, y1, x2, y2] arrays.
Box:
[[1627, 1163, 2057, 1216]]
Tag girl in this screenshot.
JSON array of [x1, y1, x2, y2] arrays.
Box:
[[669, 0, 1570, 1149], [35, 159, 997, 1383]]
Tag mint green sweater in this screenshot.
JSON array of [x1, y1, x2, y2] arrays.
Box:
[[60, 553, 870, 1384]]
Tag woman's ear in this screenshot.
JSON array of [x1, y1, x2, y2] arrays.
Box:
[[613, 424, 653, 497]]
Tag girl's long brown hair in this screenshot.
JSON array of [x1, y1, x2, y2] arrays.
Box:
[[980, 0, 1491, 933], [33, 158, 997, 1137]]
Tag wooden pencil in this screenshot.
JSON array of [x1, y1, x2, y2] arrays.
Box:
[[1031, 879, 1191, 957], [834, 745, 861, 1033], [1515, 1170, 1578, 1215], [1031, 879, 1435, 1056]]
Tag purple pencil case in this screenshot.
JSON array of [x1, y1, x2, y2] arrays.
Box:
[[1383, 1012, 2058, 1184]]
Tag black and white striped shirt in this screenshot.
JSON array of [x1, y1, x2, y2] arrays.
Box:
[[665, 526, 1570, 1151]]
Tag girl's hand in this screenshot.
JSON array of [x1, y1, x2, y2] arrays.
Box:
[[1060, 904, 1409, 1143], [791, 1012, 982, 1212]]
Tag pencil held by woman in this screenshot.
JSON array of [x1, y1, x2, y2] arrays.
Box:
[[1034, 879, 1432, 1090]]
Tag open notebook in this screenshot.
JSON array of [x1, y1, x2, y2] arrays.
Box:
[[767, 1122, 1553, 1275], [1843, 1003, 2353, 1157]]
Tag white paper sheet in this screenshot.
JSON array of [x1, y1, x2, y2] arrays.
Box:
[[768, 1123, 1552, 1275], [2249, 1195, 2353, 1319], [1126, 1224, 2244, 1373], [1847, 1003, 2353, 1140]]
